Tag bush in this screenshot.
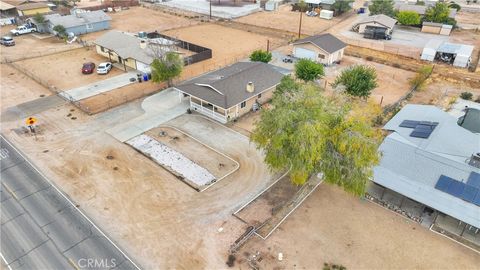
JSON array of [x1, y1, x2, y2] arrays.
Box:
[[410, 65, 433, 89], [249, 50, 272, 63], [448, 2, 461, 11], [332, 65, 378, 98], [397, 11, 421, 26], [460, 92, 473, 100], [53, 24, 66, 37], [294, 59, 324, 82]]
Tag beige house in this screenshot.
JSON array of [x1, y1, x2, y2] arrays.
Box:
[[174, 62, 287, 123], [352, 14, 397, 35], [292, 33, 346, 65]]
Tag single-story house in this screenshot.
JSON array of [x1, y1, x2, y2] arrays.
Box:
[[373, 104, 480, 245], [16, 2, 50, 16], [292, 33, 346, 65], [304, 0, 336, 10], [421, 40, 474, 68], [352, 14, 397, 35], [421, 21, 452, 36], [32, 10, 111, 36], [395, 3, 457, 19], [0, 1, 16, 25], [95, 30, 178, 72], [174, 62, 288, 123]]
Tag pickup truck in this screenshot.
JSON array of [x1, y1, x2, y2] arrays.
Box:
[[10, 25, 36, 36]]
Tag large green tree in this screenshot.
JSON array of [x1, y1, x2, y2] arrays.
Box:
[[331, 0, 353, 15], [251, 78, 382, 195], [368, 0, 396, 17], [425, 2, 455, 24], [250, 50, 272, 63], [294, 58, 324, 82], [332, 65, 378, 98], [151, 52, 183, 86], [396, 11, 421, 26]]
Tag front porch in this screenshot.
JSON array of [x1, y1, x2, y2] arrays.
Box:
[[190, 96, 228, 123]]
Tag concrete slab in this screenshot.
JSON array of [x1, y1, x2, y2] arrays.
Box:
[[106, 88, 189, 142], [59, 71, 138, 101]]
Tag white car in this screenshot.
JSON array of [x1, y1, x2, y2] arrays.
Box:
[[10, 25, 36, 36], [96, 62, 112, 74]]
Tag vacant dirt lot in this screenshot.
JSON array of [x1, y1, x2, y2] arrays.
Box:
[[14, 47, 123, 91], [235, 4, 343, 36], [163, 23, 283, 80], [0, 25, 82, 62], [240, 184, 480, 269], [146, 126, 238, 180], [324, 56, 415, 106]]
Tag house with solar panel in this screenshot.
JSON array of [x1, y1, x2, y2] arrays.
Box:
[[371, 104, 480, 248]]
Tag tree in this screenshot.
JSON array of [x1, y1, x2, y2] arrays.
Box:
[[424, 2, 451, 23], [396, 11, 421, 26], [251, 80, 382, 195], [33, 13, 45, 24], [332, 65, 378, 98], [250, 50, 272, 63], [448, 2, 461, 11], [53, 25, 66, 37], [331, 0, 353, 15], [151, 52, 183, 87], [368, 0, 396, 17], [294, 59, 324, 82]]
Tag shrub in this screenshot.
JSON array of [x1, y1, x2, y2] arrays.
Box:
[[410, 65, 433, 89], [294, 58, 324, 81], [249, 50, 272, 63], [460, 92, 473, 100], [397, 11, 421, 26], [448, 2, 461, 11], [332, 65, 378, 98], [53, 25, 66, 37]]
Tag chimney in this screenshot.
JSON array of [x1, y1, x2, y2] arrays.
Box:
[[140, 40, 147, 49], [246, 82, 255, 93]]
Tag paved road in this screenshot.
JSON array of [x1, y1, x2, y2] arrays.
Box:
[[0, 135, 139, 270], [1, 95, 65, 122]]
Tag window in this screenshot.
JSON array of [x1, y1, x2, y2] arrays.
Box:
[[257, 93, 262, 98], [100, 46, 105, 52], [318, 54, 325, 59], [240, 101, 246, 108]]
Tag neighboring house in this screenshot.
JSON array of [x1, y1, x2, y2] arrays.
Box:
[[373, 104, 480, 245], [32, 10, 111, 36], [292, 33, 346, 65], [174, 62, 287, 123], [395, 3, 457, 19], [421, 40, 473, 68], [304, 0, 335, 10], [16, 2, 50, 16], [0, 1, 16, 25], [95, 30, 177, 73], [352, 14, 397, 35]]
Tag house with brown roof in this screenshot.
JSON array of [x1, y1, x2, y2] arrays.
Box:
[[174, 62, 288, 123], [292, 33, 346, 65], [16, 2, 50, 16], [352, 14, 397, 35]]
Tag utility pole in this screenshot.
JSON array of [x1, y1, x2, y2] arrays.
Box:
[[209, 0, 212, 19], [298, 10, 303, 39]]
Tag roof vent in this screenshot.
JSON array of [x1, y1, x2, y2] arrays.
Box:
[[469, 153, 480, 169], [140, 40, 147, 49], [246, 82, 255, 93]]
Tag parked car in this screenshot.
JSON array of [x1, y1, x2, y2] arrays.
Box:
[[81, 62, 95, 74], [0, 36, 15, 46], [10, 25, 36, 36], [96, 62, 112, 74]]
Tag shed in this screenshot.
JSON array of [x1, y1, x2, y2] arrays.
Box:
[[352, 14, 397, 34], [421, 40, 474, 68], [319, 10, 333, 20], [265, 0, 281, 11], [292, 33, 346, 65]]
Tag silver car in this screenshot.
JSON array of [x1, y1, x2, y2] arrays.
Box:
[[96, 62, 112, 74]]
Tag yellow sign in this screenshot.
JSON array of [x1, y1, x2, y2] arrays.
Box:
[[26, 117, 37, 126]]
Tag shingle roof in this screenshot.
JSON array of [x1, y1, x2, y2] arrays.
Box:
[[16, 2, 48, 10], [292, 33, 346, 54], [374, 104, 480, 228], [46, 10, 111, 29], [354, 14, 397, 29], [175, 62, 287, 109]]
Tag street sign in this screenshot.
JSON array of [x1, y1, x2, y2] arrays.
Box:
[[26, 117, 37, 126]]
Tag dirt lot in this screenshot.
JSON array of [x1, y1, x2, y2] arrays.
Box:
[[323, 56, 416, 106], [0, 25, 82, 62], [240, 184, 480, 269], [235, 4, 344, 36], [163, 23, 283, 80], [14, 47, 123, 91], [456, 10, 480, 28], [81, 6, 200, 41], [146, 126, 238, 180]]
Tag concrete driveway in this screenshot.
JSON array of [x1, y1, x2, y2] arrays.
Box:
[[106, 88, 189, 142], [59, 71, 138, 101]]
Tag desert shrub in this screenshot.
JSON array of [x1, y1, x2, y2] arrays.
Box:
[[460, 92, 473, 100], [410, 65, 433, 89]]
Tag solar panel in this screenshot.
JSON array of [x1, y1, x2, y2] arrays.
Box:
[[446, 181, 465, 197], [410, 130, 432, 138], [410, 123, 436, 139], [399, 120, 420, 128], [435, 175, 453, 192], [419, 121, 439, 127], [473, 192, 480, 206], [467, 172, 480, 188], [460, 185, 478, 202]]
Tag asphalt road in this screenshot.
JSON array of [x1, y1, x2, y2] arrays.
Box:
[[0, 135, 139, 270]]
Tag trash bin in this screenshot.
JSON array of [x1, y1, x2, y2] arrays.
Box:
[[137, 73, 142, 83], [143, 73, 148, 82]]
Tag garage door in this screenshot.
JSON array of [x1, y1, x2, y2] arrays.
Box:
[[136, 61, 151, 73], [294, 47, 316, 60]]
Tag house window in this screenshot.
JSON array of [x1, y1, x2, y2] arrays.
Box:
[[318, 54, 325, 59], [100, 46, 105, 52], [257, 93, 262, 98], [240, 101, 246, 108], [86, 24, 93, 29]]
